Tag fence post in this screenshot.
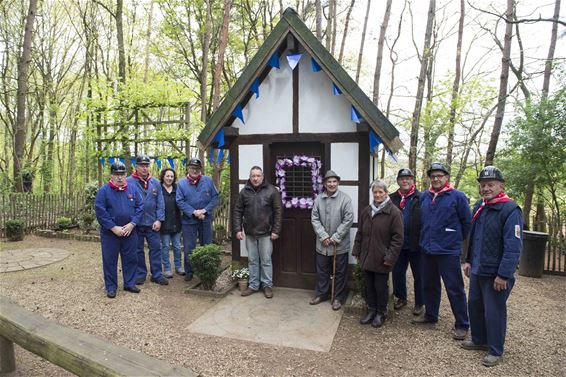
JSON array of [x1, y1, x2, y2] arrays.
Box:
[[0, 335, 16, 373]]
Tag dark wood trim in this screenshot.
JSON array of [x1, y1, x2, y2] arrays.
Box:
[[236, 132, 361, 144], [292, 58, 299, 134], [337, 180, 360, 186], [230, 141, 241, 260], [324, 142, 331, 172], [358, 132, 370, 213], [263, 142, 272, 179]]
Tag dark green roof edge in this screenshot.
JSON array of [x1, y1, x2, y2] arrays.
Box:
[[198, 8, 400, 151]]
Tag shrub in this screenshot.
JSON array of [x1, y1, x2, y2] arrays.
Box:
[[190, 244, 223, 290], [78, 212, 95, 234], [6, 220, 24, 241], [84, 182, 99, 212], [213, 224, 227, 243], [353, 264, 367, 300], [56, 216, 72, 230]]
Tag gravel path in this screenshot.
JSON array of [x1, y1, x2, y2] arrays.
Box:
[[1, 236, 564, 377]]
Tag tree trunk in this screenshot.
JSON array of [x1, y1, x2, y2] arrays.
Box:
[[385, 0, 406, 117], [355, 0, 371, 83], [522, 176, 535, 229], [143, 1, 154, 83], [325, 0, 333, 50], [315, 0, 322, 41], [446, 0, 464, 167], [408, 0, 435, 173], [485, 0, 513, 166], [338, 0, 356, 64], [201, 0, 212, 121], [14, 0, 39, 192], [116, 0, 126, 84], [542, 0, 560, 99], [212, 0, 232, 111], [372, 0, 392, 104]]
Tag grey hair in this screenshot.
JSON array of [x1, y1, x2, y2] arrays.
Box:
[[370, 179, 388, 193]]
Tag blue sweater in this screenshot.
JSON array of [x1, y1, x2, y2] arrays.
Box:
[[126, 176, 165, 226], [467, 200, 523, 279], [95, 184, 143, 231], [420, 189, 472, 255], [176, 176, 219, 225]]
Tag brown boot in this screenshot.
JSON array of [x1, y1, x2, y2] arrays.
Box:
[[240, 287, 258, 297], [263, 287, 273, 299]]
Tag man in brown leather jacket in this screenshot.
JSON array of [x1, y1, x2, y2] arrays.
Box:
[[233, 166, 282, 298]]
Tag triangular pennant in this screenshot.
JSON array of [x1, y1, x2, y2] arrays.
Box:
[[108, 157, 115, 164], [369, 130, 382, 155], [209, 147, 215, 165], [156, 159, 162, 169], [332, 83, 342, 96], [213, 128, 225, 148], [387, 149, 398, 162], [217, 148, 225, 164], [351, 106, 361, 123], [268, 51, 280, 69], [232, 104, 245, 124], [167, 157, 175, 169], [311, 58, 322, 72], [99, 158, 105, 167], [119, 157, 125, 164], [129, 157, 137, 167], [181, 158, 187, 167], [250, 78, 260, 98], [286, 53, 302, 70]]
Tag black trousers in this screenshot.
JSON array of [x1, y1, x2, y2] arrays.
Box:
[[315, 252, 349, 303], [364, 270, 389, 314]]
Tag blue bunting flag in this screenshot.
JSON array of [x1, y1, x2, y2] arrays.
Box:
[[129, 157, 137, 167], [108, 157, 115, 164], [311, 58, 322, 72], [387, 149, 398, 162], [181, 158, 187, 167], [213, 128, 225, 148], [351, 106, 362, 123], [232, 104, 245, 124], [99, 158, 105, 167], [156, 159, 162, 169], [332, 83, 342, 96], [268, 51, 280, 69], [167, 157, 175, 169], [286, 53, 302, 70], [369, 130, 382, 155], [251, 78, 260, 98], [119, 157, 125, 164]]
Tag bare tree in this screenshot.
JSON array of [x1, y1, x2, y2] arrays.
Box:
[[338, 0, 356, 64], [201, 0, 212, 121], [485, 0, 514, 166], [212, 0, 233, 111], [355, 0, 371, 83], [14, 0, 39, 192], [408, 0, 435, 173], [372, 0, 392, 104], [315, 0, 322, 41]]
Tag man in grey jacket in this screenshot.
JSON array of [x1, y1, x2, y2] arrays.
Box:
[[233, 166, 282, 299], [310, 170, 354, 310]]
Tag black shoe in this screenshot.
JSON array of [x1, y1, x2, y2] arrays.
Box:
[[184, 273, 193, 282], [360, 311, 377, 325], [107, 291, 116, 298], [151, 277, 169, 285], [394, 298, 407, 310], [371, 313, 386, 328], [124, 286, 141, 293], [135, 278, 145, 285]]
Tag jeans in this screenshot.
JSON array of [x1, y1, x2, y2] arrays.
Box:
[[182, 221, 213, 275], [161, 231, 182, 272], [392, 248, 424, 305], [245, 235, 273, 290]]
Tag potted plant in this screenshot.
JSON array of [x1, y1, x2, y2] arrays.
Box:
[[190, 244, 223, 290], [231, 267, 250, 291]]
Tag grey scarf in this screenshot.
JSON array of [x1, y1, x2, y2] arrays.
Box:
[[371, 196, 390, 217]]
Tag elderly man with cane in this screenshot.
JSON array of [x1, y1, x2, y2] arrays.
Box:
[[310, 170, 354, 310]]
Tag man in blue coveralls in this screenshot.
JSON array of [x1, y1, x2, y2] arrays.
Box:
[[127, 155, 168, 286], [95, 161, 143, 298], [462, 166, 523, 367], [412, 162, 471, 341], [176, 158, 219, 281]]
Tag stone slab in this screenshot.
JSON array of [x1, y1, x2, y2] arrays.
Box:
[[187, 287, 343, 352]]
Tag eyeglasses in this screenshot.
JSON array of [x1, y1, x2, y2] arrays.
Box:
[[430, 174, 446, 180]]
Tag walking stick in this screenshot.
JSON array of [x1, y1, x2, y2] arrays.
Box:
[[331, 243, 337, 303]]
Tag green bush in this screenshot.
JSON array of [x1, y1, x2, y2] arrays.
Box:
[[353, 264, 367, 300], [6, 220, 24, 241], [84, 182, 99, 212], [78, 212, 95, 234], [213, 224, 227, 243], [190, 244, 223, 290], [56, 216, 72, 230]]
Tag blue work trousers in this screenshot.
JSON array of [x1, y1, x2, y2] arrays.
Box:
[[181, 221, 213, 275], [469, 274, 514, 356], [423, 254, 469, 330], [392, 248, 424, 305], [245, 235, 273, 290], [100, 231, 138, 292], [136, 225, 163, 280], [161, 231, 182, 272]]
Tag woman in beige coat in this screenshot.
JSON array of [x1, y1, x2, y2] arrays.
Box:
[[352, 180, 404, 327]]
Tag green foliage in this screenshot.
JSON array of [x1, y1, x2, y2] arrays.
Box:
[[189, 244, 223, 290], [353, 264, 366, 300], [6, 220, 24, 241], [78, 212, 95, 235], [56, 216, 73, 230], [84, 182, 99, 212], [213, 224, 227, 243]]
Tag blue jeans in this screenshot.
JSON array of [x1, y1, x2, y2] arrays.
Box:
[[161, 232, 182, 272], [182, 221, 213, 275], [246, 235, 273, 290], [392, 249, 424, 305]]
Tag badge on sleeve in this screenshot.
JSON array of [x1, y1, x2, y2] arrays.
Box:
[[515, 225, 521, 239]]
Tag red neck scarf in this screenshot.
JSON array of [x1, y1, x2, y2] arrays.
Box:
[[472, 191, 512, 221], [108, 180, 128, 191], [398, 185, 416, 209], [131, 171, 152, 189], [429, 181, 454, 203], [187, 174, 202, 186]]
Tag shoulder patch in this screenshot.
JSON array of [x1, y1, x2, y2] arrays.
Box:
[[515, 224, 521, 239]]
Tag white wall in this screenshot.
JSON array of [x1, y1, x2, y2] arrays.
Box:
[[298, 53, 357, 134], [232, 54, 293, 135], [331, 143, 359, 181], [339, 185, 359, 224], [238, 144, 263, 180]]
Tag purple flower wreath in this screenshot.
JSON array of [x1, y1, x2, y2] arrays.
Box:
[[275, 155, 323, 209]]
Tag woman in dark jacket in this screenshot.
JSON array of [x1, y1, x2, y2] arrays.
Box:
[[159, 168, 184, 278], [352, 180, 404, 328]]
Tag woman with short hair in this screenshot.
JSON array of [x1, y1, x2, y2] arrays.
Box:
[[352, 179, 404, 327]]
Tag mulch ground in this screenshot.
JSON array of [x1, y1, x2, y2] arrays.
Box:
[[1, 236, 564, 377]]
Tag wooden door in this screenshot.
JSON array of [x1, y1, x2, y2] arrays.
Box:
[[270, 142, 325, 289]]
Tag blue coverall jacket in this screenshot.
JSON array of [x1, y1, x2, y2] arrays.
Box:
[[126, 176, 165, 226], [95, 184, 143, 230], [176, 176, 219, 224]]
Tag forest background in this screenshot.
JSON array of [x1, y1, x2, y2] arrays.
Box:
[[0, 0, 564, 248]]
